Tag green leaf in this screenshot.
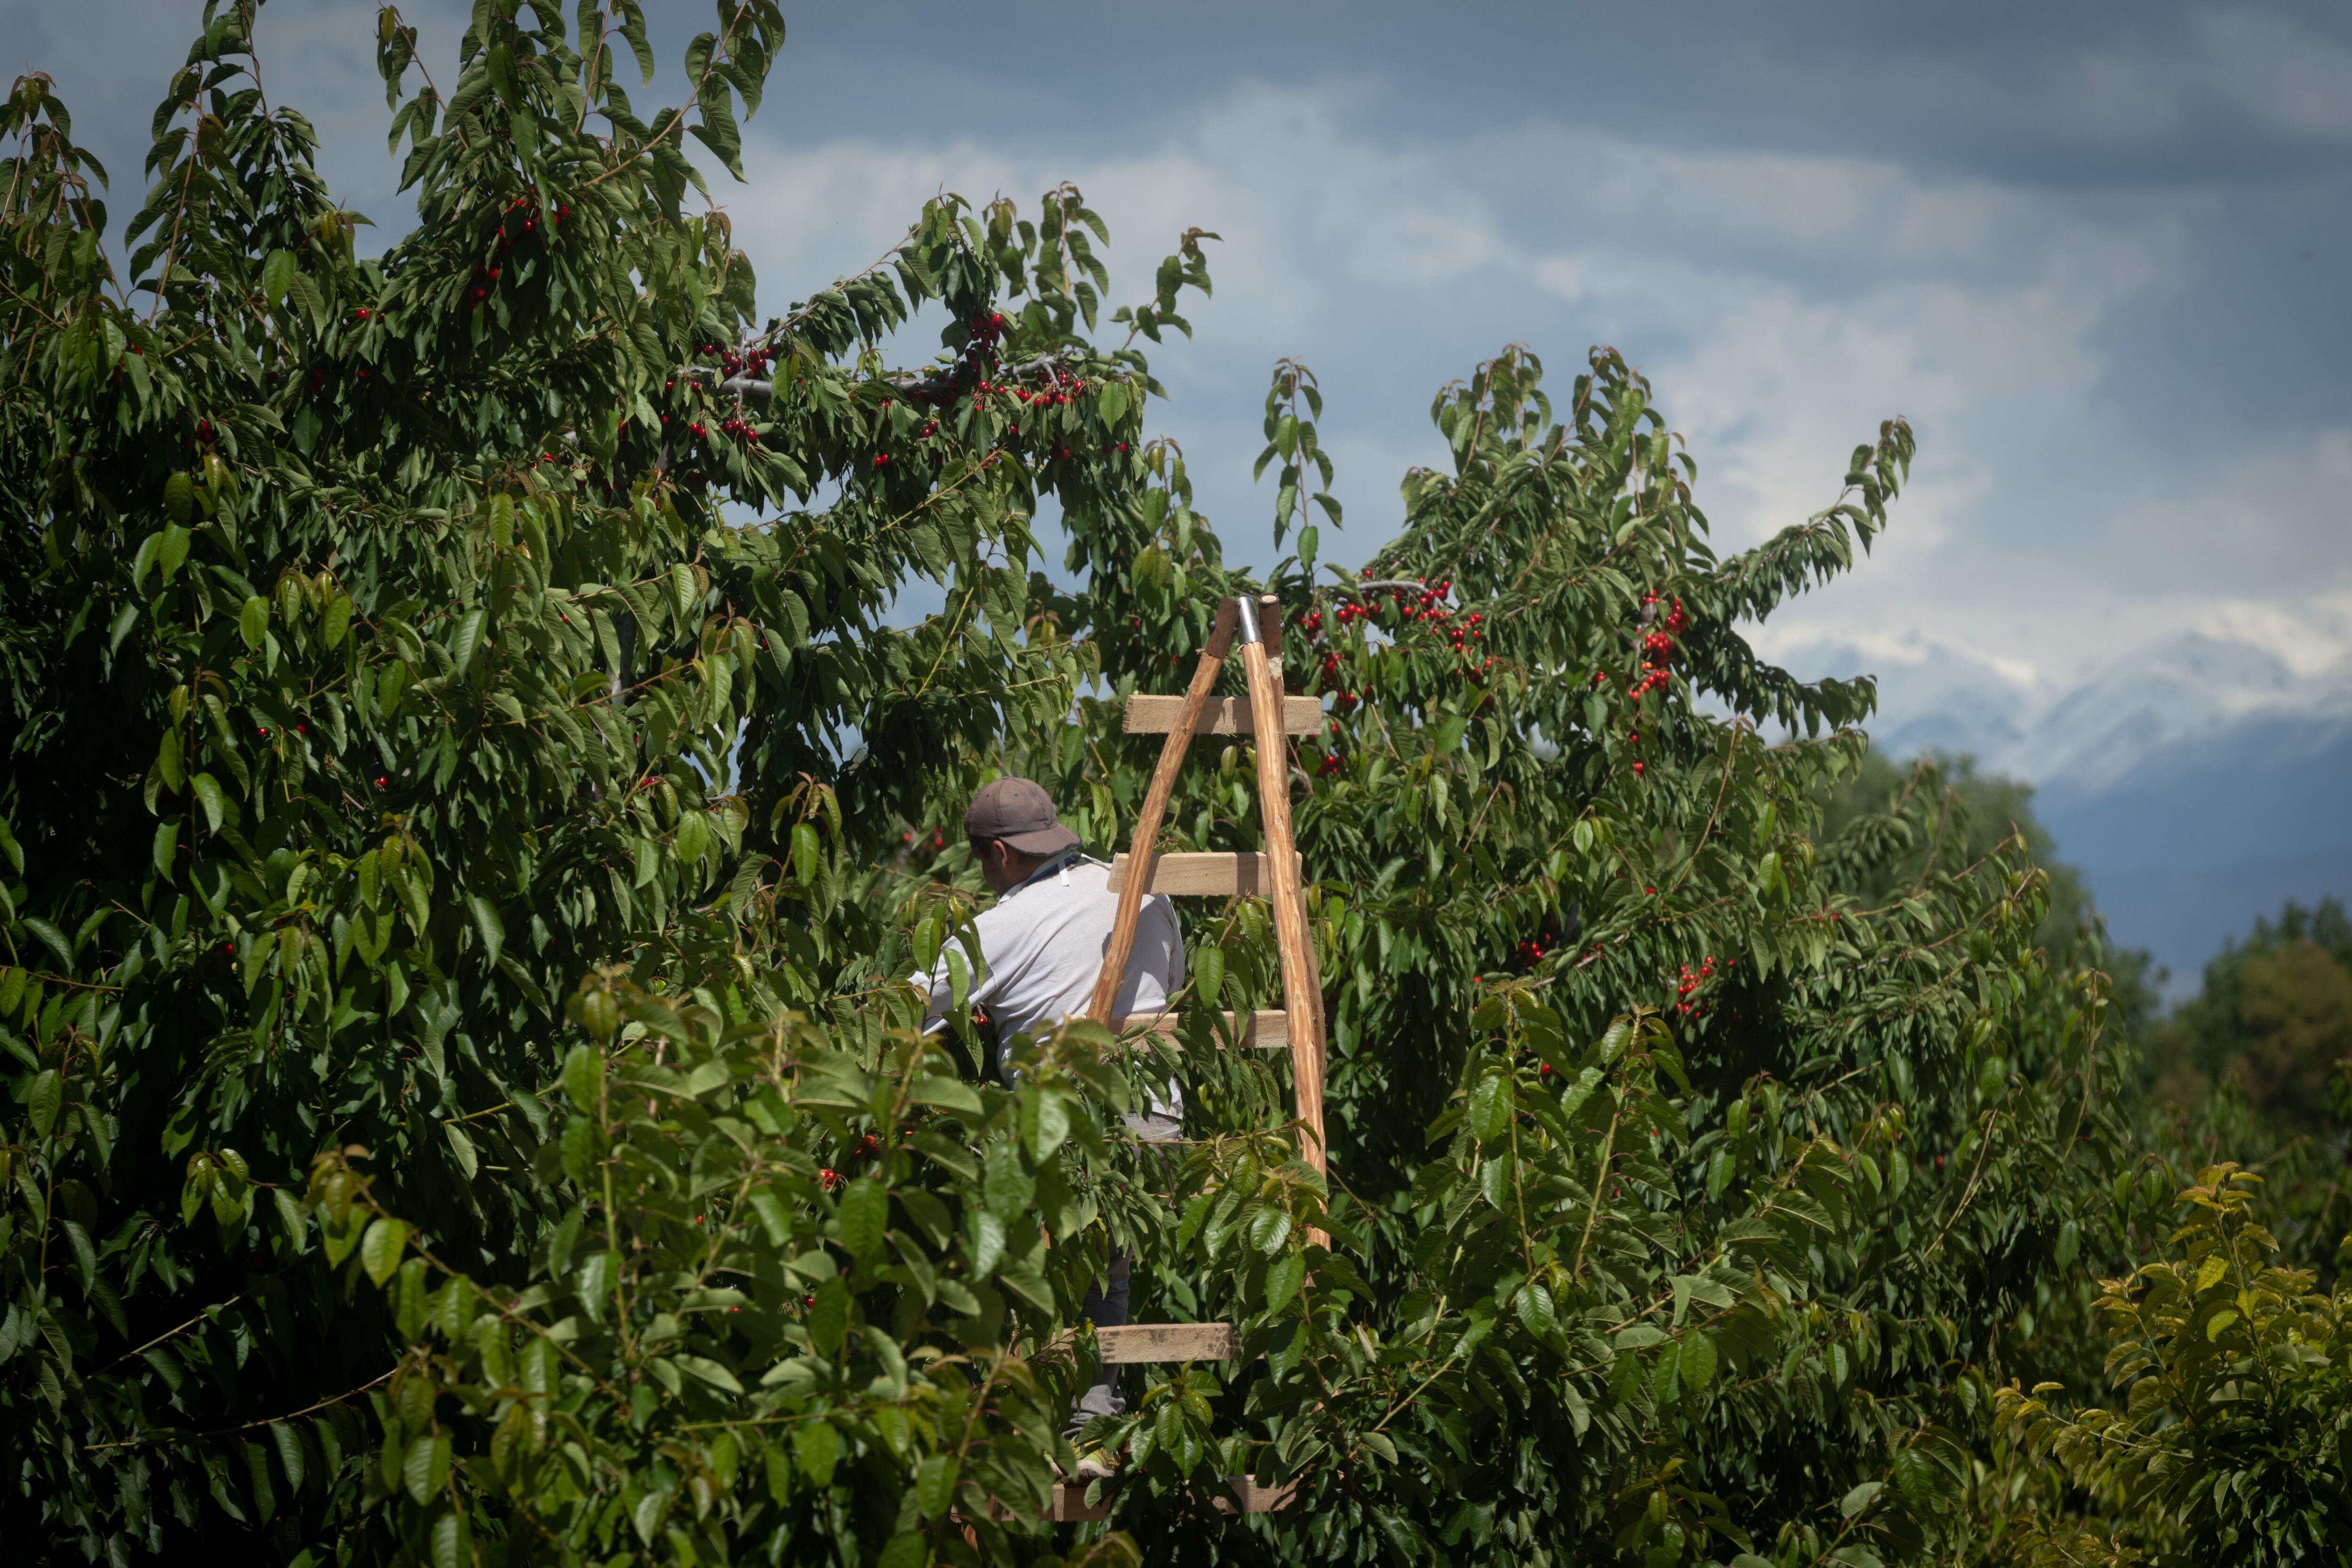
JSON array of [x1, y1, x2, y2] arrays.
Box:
[[561, 1045, 603, 1112], [675, 1355, 744, 1394], [807, 1277, 849, 1356], [1467, 1073, 1512, 1142], [1514, 1280, 1557, 1338], [1022, 1088, 1070, 1161], [450, 607, 486, 673], [836, 1178, 887, 1258], [430, 1511, 469, 1568], [22, 918, 74, 971], [466, 895, 503, 971], [1678, 1330, 1717, 1391], [191, 773, 227, 833], [1839, 1480, 1883, 1518], [261, 249, 297, 305], [912, 1453, 959, 1519], [907, 1076, 982, 1118], [1264, 1254, 1306, 1315], [443, 1120, 477, 1179], [24, 1070, 63, 1138], [359, 1217, 409, 1287], [403, 1433, 448, 1504], [793, 1419, 840, 1486], [239, 596, 269, 651], [1195, 945, 1224, 1009]]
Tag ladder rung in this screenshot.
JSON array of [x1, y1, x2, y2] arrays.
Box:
[[1112, 1011, 1289, 1050], [1097, 1322, 1237, 1363], [1106, 851, 1298, 896], [1050, 1484, 1109, 1522], [1216, 1476, 1299, 1514], [1049, 1475, 1294, 1521], [1124, 693, 1324, 736]]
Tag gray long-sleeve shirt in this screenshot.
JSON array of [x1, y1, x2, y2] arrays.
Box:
[[914, 855, 1185, 1114]]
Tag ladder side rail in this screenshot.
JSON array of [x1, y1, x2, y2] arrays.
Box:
[[1238, 597, 1327, 1188], [1260, 598, 1328, 1065], [1085, 598, 1239, 1024]]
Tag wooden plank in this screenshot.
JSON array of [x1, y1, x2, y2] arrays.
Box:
[[1123, 693, 1323, 736], [1050, 1484, 1110, 1523], [1097, 1322, 1237, 1364], [1112, 1011, 1289, 1050], [1105, 851, 1298, 897], [1216, 1476, 1299, 1515], [1049, 1475, 1294, 1521], [1242, 606, 1328, 1216]]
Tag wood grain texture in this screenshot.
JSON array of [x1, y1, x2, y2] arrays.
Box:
[[1215, 1477, 1300, 1515], [1242, 614, 1326, 1185], [1085, 599, 1238, 1023], [1104, 851, 1298, 896], [1111, 1011, 1289, 1050], [1096, 1322, 1239, 1363], [1122, 693, 1323, 736], [1048, 1476, 1294, 1521]]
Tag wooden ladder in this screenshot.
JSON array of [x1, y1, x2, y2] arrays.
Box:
[[1088, 592, 1328, 1194], [1036, 595, 1321, 1524], [1048, 1326, 1296, 1521]]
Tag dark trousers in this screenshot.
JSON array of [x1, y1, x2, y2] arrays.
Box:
[[1069, 1250, 1131, 1435]]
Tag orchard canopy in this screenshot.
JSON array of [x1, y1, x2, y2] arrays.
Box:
[[2, 6, 2342, 1568]]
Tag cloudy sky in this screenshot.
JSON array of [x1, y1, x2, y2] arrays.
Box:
[[11, 0, 2348, 984]]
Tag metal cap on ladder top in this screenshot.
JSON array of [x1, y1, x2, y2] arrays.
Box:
[[1234, 591, 1263, 645]]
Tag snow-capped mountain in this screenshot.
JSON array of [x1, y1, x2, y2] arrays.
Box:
[[1769, 629, 2352, 994]]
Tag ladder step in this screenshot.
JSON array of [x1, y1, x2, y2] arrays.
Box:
[[1124, 693, 1324, 737], [1112, 1011, 1290, 1050], [1049, 1475, 1294, 1521], [1216, 1476, 1299, 1514], [1105, 851, 1298, 897], [1097, 1322, 1237, 1363], [1050, 1484, 1109, 1523]]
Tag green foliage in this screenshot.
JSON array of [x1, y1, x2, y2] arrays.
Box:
[[319, 969, 1157, 1567], [0, 6, 2172, 1567], [1995, 1165, 2352, 1566], [2144, 898, 2352, 1126], [0, 3, 1208, 1559]]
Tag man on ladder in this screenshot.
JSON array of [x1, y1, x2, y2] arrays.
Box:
[[912, 595, 1328, 1504], [911, 775, 1184, 1480]]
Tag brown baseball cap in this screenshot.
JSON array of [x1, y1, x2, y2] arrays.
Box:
[[963, 777, 1080, 855]]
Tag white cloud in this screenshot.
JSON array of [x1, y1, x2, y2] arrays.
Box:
[[15, 5, 2340, 805], [710, 72, 2352, 795], [2059, 7, 2352, 146]]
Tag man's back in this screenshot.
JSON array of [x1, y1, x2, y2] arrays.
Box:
[[919, 856, 1185, 1046]]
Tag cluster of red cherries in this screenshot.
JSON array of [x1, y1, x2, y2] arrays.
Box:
[[466, 194, 570, 309], [700, 340, 775, 382], [1672, 954, 1728, 1018], [1302, 578, 1496, 710], [1624, 592, 1691, 698], [1515, 930, 1564, 968], [816, 1131, 886, 1192]]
